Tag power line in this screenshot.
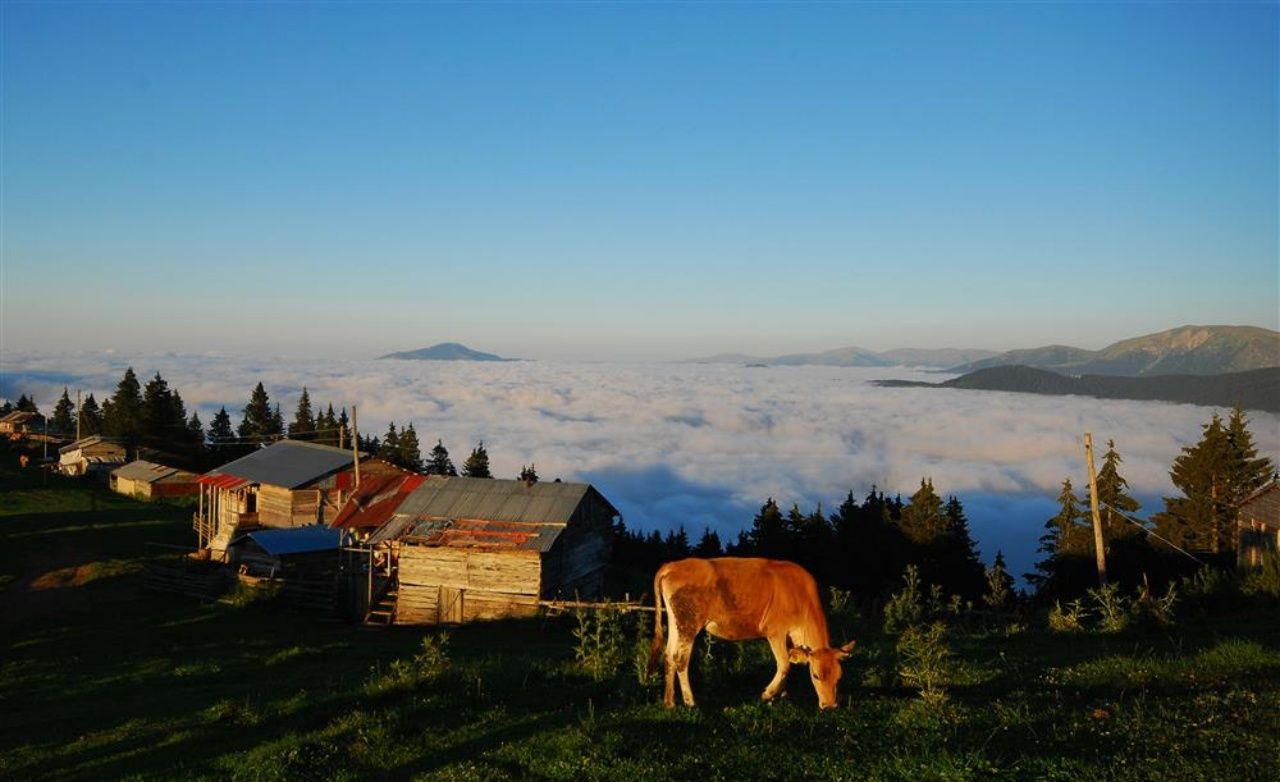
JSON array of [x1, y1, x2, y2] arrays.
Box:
[[1101, 501, 1206, 566]]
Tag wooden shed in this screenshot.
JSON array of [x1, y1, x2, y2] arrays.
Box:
[[194, 440, 407, 560], [353, 476, 619, 625], [227, 526, 343, 578], [1237, 480, 1280, 569], [0, 411, 42, 439], [57, 436, 128, 477], [111, 460, 200, 500]]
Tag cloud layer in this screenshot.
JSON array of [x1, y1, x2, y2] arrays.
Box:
[[5, 351, 1277, 581]]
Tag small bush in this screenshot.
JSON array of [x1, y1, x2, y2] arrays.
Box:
[[225, 579, 280, 608], [896, 621, 953, 706], [1242, 550, 1280, 602], [1180, 566, 1240, 614], [884, 566, 925, 634], [1133, 580, 1178, 628], [573, 604, 627, 682], [1048, 599, 1087, 633], [1088, 583, 1130, 633], [364, 632, 450, 694]]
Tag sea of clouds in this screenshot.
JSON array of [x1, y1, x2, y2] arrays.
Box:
[[4, 351, 1277, 582]]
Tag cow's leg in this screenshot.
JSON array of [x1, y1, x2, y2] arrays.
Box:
[[675, 638, 697, 707], [663, 611, 680, 708], [761, 635, 790, 701]]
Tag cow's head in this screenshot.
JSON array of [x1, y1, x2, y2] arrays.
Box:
[[789, 641, 856, 710]]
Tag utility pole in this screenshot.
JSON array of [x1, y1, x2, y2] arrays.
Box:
[[1084, 432, 1108, 586], [351, 405, 361, 490], [75, 389, 82, 442]]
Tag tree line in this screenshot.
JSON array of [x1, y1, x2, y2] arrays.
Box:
[[14, 368, 537, 479]]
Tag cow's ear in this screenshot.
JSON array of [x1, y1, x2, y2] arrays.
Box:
[[788, 647, 811, 664], [835, 641, 856, 659]]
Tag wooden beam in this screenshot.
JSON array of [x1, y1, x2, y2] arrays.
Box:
[[1084, 432, 1108, 586]]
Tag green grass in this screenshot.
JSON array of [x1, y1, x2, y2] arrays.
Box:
[[1, 445, 1279, 780]]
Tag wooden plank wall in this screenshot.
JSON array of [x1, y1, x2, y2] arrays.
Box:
[[258, 485, 321, 528], [397, 546, 542, 625]]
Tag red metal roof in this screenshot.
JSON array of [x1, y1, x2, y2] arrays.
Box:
[[329, 473, 428, 531], [197, 474, 251, 491]]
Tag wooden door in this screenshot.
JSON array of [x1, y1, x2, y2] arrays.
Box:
[[439, 586, 464, 624]]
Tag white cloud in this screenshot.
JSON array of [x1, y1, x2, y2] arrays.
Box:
[[4, 351, 1277, 581]]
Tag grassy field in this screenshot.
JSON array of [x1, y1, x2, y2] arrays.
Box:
[[1, 446, 1278, 781]]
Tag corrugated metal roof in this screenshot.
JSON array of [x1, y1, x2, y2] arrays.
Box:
[[393, 476, 614, 524], [403, 517, 563, 551], [112, 459, 182, 483], [232, 526, 342, 556], [58, 435, 122, 455], [0, 411, 40, 424], [205, 440, 362, 489], [329, 473, 428, 531]]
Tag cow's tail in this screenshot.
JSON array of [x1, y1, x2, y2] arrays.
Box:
[[647, 567, 666, 675]]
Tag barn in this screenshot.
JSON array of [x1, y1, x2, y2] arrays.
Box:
[[226, 526, 344, 578], [338, 476, 619, 625], [57, 436, 128, 477], [194, 440, 406, 559], [1237, 480, 1280, 569], [111, 460, 200, 500], [0, 411, 42, 439]]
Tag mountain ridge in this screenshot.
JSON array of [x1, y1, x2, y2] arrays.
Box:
[[379, 343, 513, 362]]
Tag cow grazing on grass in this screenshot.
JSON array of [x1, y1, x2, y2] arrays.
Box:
[[649, 557, 855, 710]]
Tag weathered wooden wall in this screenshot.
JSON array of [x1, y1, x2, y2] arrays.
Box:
[[258, 486, 321, 527], [540, 490, 612, 600], [397, 546, 542, 625]]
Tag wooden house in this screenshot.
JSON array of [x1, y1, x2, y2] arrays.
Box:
[[343, 476, 619, 625], [1237, 480, 1280, 569], [194, 440, 405, 559], [57, 436, 128, 477], [0, 411, 42, 439], [227, 526, 343, 578], [110, 460, 200, 500]]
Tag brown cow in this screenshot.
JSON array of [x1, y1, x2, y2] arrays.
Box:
[[649, 557, 855, 710]]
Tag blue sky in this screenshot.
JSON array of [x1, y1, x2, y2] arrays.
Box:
[[3, 2, 1276, 360]]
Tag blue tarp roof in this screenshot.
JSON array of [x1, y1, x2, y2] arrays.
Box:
[[233, 526, 341, 556]]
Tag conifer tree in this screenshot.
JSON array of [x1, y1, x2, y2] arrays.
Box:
[[427, 439, 457, 476], [899, 478, 945, 543], [463, 441, 492, 478], [270, 404, 284, 437], [186, 411, 204, 449], [398, 423, 423, 472], [337, 407, 351, 449], [1029, 478, 1097, 599], [745, 498, 786, 557], [665, 526, 691, 559], [207, 407, 235, 449], [940, 495, 986, 598], [102, 367, 143, 441], [984, 551, 1016, 612], [1096, 439, 1142, 539], [289, 387, 315, 440], [141, 372, 180, 442], [378, 423, 401, 464], [239, 383, 275, 440], [1155, 413, 1232, 553], [518, 463, 539, 484], [0, 400, 11, 415], [693, 527, 724, 557], [1223, 407, 1274, 507], [51, 388, 75, 435], [16, 394, 38, 413], [314, 404, 338, 446], [79, 394, 103, 436]]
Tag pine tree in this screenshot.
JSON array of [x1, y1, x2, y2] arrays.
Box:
[[1155, 413, 1233, 553], [289, 387, 316, 440], [378, 423, 401, 464], [79, 394, 103, 436], [141, 372, 179, 442], [427, 439, 456, 476], [744, 498, 786, 557], [398, 423, 423, 472], [337, 408, 351, 449], [1028, 478, 1093, 598], [1096, 439, 1142, 540], [518, 464, 539, 484], [186, 411, 204, 449], [270, 404, 284, 436], [207, 407, 235, 449], [693, 527, 723, 557], [16, 394, 38, 413], [939, 495, 986, 598], [239, 383, 274, 440], [984, 551, 1016, 612], [665, 526, 691, 559], [315, 404, 338, 447], [0, 401, 11, 415], [102, 367, 143, 441], [51, 388, 75, 435], [463, 441, 492, 478], [1223, 407, 1274, 507], [899, 478, 945, 543]]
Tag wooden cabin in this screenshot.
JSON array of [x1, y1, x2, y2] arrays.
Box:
[[349, 476, 618, 625], [227, 526, 343, 578], [0, 411, 42, 439], [110, 460, 200, 500], [57, 436, 128, 477], [1237, 480, 1280, 569], [194, 440, 406, 559]]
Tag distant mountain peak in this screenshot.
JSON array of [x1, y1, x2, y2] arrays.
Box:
[[379, 343, 512, 362]]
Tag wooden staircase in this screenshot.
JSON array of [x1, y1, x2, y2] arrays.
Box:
[[365, 582, 399, 626]]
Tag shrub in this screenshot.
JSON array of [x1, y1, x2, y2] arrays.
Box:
[[225, 579, 280, 608], [1180, 566, 1240, 614], [884, 566, 925, 634], [1242, 550, 1280, 602], [364, 632, 450, 694], [1087, 583, 1129, 633], [573, 604, 627, 682], [1132, 580, 1178, 628], [1048, 599, 1087, 633], [827, 586, 861, 638], [896, 621, 953, 706]]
